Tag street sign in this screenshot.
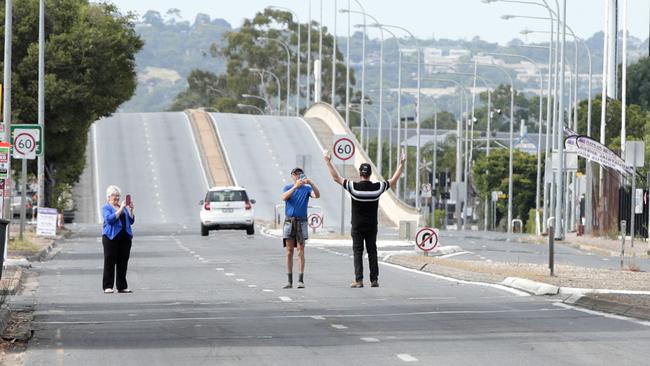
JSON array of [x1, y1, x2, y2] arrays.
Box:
[[11, 124, 43, 158], [624, 141, 645, 168], [421, 183, 432, 198], [332, 135, 355, 162], [308, 213, 323, 229], [415, 227, 439, 252], [0, 142, 9, 179], [36, 207, 58, 237]]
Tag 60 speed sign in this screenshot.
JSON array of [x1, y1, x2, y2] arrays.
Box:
[[14, 133, 37, 158], [332, 135, 355, 162]]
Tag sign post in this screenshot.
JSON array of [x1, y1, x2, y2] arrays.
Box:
[[308, 212, 323, 234], [415, 226, 439, 253], [333, 135, 355, 235], [11, 125, 42, 240], [624, 141, 644, 267]]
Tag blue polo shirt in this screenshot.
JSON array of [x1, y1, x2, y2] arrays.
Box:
[[283, 184, 312, 218]]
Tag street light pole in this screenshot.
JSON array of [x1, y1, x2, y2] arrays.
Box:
[[555, 0, 567, 240], [331, 0, 337, 105], [251, 68, 282, 115], [257, 37, 291, 116], [37, 0, 45, 209], [271, 6, 301, 116]]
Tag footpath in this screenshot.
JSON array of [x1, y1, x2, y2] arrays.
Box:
[[0, 223, 67, 362]]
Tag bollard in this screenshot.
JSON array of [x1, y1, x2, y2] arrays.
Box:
[[620, 220, 627, 270], [547, 217, 555, 277]]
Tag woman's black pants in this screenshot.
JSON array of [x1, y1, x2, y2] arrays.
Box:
[[102, 234, 132, 290]]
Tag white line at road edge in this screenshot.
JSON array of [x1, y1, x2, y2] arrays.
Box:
[[553, 302, 650, 327], [379, 261, 530, 297], [92, 123, 101, 224], [183, 112, 210, 190], [207, 113, 238, 186]]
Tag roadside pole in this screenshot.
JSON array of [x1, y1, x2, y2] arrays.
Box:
[[333, 135, 355, 235], [3, 0, 14, 262]]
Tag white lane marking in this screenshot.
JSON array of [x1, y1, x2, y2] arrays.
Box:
[[189, 251, 195, 255], [379, 259, 530, 297], [225, 273, 235, 276], [247, 285, 257, 288], [440, 251, 472, 259], [183, 112, 210, 190], [331, 324, 347, 330], [397, 354, 418, 362], [279, 296, 292, 302], [216, 268, 224, 271], [553, 302, 650, 327], [311, 316, 325, 320], [361, 337, 380, 343], [92, 124, 101, 223], [263, 289, 274, 293], [236, 279, 246, 282]]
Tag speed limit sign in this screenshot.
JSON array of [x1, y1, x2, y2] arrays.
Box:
[[11, 124, 42, 160], [332, 135, 355, 162]]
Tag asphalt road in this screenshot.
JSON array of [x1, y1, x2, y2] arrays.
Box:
[[211, 113, 348, 231], [92, 112, 208, 230], [23, 226, 650, 365]]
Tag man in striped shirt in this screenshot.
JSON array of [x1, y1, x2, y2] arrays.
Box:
[[324, 150, 405, 288]]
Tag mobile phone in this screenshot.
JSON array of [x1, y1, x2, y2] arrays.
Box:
[[125, 194, 132, 206], [299, 173, 306, 180]]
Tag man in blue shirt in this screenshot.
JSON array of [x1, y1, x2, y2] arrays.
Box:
[[282, 167, 321, 289]]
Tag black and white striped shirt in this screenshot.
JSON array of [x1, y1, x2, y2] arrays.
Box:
[[342, 179, 390, 231]]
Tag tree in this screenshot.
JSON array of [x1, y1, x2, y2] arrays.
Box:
[[472, 149, 539, 228], [170, 8, 355, 113], [624, 56, 650, 110], [2, 0, 143, 206], [421, 111, 456, 130]]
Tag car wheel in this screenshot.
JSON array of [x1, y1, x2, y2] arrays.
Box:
[[201, 224, 209, 236], [246, 225, 255, 235]]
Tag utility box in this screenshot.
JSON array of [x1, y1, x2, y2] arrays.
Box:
[[399, 220, 417, 240]]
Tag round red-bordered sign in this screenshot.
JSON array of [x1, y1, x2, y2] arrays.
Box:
[[14, 132, 37, 156], [415, 227, 439, 252], [332, 137, 355, 161], [308, 213, 323, 229]]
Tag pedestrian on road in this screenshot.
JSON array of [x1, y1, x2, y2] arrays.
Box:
[[323, 150, 405, 288], [102, 185, 135, 294], [281, 167, 321, 289]]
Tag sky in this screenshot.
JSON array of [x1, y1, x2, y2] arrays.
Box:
[[104, 0, 650, 45]]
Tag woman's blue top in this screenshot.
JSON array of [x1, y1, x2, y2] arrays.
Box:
[[102, 203, 134, 240]]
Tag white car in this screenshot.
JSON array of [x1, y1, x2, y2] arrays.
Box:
[[200, 186, 255, 236]]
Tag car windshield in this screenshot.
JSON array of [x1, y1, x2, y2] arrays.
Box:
[[208, 190, 248, 202]]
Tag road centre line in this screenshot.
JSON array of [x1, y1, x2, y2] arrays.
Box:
[[331, 324, 347, 329], [397, 354, 418, 362], [279, 296, 292, 302]]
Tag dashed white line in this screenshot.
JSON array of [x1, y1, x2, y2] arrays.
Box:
[[236, 279, 246, 282], [247, 285, 257, 288], [330, 324, 347, 330], [279, 296, 292, 302], [311, 316, 325, 320], [216, 268, 224, 271], [361, 337, 380, 343], [263, 289, 274, 293], [225, 273, 235, 277], [397, 354, 418, 362]]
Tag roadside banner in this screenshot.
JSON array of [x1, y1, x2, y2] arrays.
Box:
[[36, 207, 58, 237], [565, 134, 633, 177]]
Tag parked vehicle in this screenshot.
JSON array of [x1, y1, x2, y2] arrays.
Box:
[[11, 196, 34, 219], [199, 186, 255, 236]]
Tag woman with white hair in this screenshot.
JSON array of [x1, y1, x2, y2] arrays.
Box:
[[102, 185, 135, 293]]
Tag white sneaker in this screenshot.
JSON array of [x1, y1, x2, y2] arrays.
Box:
[[104, 288, 114, 294]]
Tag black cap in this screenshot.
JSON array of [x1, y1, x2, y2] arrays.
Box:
[[359, 163, 372, 177], [291, 167, 304, 175]]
